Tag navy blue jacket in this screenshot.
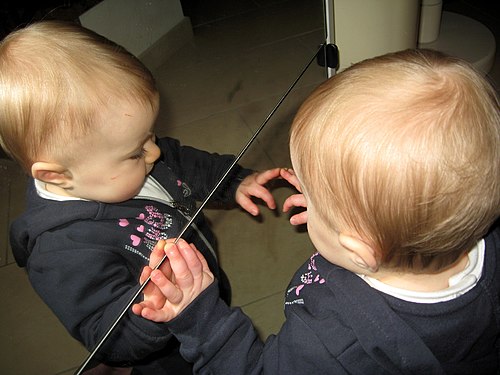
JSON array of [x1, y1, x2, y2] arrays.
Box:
[[167, 225, 500, 374], [10, 136, 252, 370]]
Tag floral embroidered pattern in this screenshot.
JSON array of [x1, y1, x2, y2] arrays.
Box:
[[285, 252, 325, 305], [118, 204, 173, 260]]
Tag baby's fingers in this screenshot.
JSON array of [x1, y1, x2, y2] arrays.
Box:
[[177, 240, 205, 279], [283, 193, 308, 225], [283, 193, 306, 212], [133, 302, 173, 323], [149, 262, 184, 305], [169, 240, 214, 293], [194, 247, 212, 275], [139, 266, 152, 285], [290, 210, 308, 226], [149, 240, 166, 268], [166, 240, 198, 289], [280, 168, 302, 192]]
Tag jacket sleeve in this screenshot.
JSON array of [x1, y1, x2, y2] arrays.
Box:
[[26, 233, 174, 366], [156, 137, 253, 203], [166, 283, 343, 374]]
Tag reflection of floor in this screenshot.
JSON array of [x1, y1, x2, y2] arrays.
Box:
[[0, 0, 498, 373]]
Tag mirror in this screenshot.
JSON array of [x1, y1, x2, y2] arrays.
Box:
[[0, 1, 327, 373]]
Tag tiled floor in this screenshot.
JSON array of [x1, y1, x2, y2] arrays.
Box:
[[0, 1, 498, 374]]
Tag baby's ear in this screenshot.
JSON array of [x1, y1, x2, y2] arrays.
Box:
[[31, 162, 72, 188], [338, 233, 379, 272]]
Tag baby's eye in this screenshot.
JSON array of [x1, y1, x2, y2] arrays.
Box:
[[130, 148, 146, 160]]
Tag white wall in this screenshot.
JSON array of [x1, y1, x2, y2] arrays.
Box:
[[332, 0, 421, 71], [80, 0, 185, 57]]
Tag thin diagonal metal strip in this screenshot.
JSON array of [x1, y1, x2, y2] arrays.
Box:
[[75, 42, 326, 375]]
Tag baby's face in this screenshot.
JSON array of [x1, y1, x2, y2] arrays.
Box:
[[65, 98, 160, 203]]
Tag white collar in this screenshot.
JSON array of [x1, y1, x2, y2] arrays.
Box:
[[34, 176, 171, 204], [358, 240, 485, 304], [34, 179, 84, 201]]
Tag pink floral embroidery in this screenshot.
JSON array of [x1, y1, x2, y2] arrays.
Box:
[[294, 253, 325, 296], [118, 204, 174, 258]]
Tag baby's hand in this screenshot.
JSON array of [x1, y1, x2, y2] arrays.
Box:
[[136, 240, 172, 310], [235, 168, 281, 216], [281, 168, 308, 226], [132, 239, 215, 322]]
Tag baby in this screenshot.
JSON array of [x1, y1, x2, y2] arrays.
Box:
[[0, 20, 282, 373], [134, 48, 500, 374]]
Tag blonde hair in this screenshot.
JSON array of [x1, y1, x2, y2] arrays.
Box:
[[290, 49, 500, 272], [0, 21, 159, 172]]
